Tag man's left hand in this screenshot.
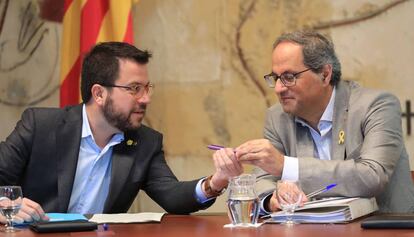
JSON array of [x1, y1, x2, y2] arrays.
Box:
[[0, 198, 50, 224]]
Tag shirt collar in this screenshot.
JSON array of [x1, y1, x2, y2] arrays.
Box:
[[320, 87, 336, 123], [82, 105, 92, 139]]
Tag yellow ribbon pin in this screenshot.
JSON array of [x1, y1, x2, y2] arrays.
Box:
[[126, 139, 138, 146], [338, 130, 345, 145]]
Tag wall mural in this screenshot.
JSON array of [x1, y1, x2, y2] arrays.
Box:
[[402, 100, 413, 135], [0, 0, 409, 123], [0, 0, 60, 106], [231, 0, 411, 135], [0, 0, 413, 212]]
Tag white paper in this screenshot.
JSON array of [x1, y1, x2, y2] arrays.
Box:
[[299, 197, 358, 209], [89, 212, 166, 224], [223, 223, 263, 228]]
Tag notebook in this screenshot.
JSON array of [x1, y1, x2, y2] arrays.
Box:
[[29, 213, 97, 233], [361, 214, 414, 229], [265, 197, 378, 224]]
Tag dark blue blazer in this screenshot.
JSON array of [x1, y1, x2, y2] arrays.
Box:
[[0, 104, 213, 214]]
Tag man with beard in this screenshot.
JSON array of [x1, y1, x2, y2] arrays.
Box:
[[0, 42, 235, 223]]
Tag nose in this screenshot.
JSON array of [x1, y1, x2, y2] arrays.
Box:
[[274, 79, 288, 94], [137, 92, 151, 104]]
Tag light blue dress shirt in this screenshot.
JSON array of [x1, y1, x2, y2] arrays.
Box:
[[67, 105, 124, 214], [195, 178, 213, 203], [281, 89, 336, 181]]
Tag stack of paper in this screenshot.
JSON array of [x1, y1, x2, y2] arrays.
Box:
[[89, 212, 166, 224], [266, 197, 378, 224]]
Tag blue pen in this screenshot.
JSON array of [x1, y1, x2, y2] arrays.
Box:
[[306, 183, 337, 199], [207, 144, 237, 155], [207, 144, 225, 150]]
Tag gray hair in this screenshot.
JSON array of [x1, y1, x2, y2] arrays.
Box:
[[273, 30, 341, 86]]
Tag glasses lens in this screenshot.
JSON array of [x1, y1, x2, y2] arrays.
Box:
[[147, 84, 154, 96], [280, 73, 295, 86], [135, 84, 154, 98], [264, 74, 276, 88], [129, 85, 141, 96]]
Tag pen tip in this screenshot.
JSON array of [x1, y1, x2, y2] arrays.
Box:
[[326, 183, 337, 190]]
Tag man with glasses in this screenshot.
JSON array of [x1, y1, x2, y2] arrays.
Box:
[[213, 30, 414, 213], [0, 42, 230, 223]]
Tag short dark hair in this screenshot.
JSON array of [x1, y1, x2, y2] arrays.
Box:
[[273, 30, 341, 86], [81, 42, 152, 103]]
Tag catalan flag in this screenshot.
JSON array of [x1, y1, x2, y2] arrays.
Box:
[[59, 0, 134, 107]]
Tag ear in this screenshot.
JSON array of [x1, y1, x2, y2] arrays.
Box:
[[321, 64, 333, 86], [91, 84, 107, 105]]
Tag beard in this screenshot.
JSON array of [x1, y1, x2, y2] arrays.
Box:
[[103, 96, 146, 132]]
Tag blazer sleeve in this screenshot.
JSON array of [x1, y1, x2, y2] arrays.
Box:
[[253, 106, 287, 198], [142, 133, 214, 214], [0, 109, 35, 185]]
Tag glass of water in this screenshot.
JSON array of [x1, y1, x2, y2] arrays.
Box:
[[226, 174, 260, 227], [0, 186, 23, 232], [276, 180, 303, 225]]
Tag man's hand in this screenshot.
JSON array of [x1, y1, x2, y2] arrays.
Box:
[[206, 148, 243, 196], [235, 139, 284, 176], [0, 198, 49, 224], [268, 185, 308, 212]]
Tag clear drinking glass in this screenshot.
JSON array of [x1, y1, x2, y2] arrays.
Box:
[[226, 174, 260, 227], [0, 186, 23, 232], [276, 180, 303, 225]]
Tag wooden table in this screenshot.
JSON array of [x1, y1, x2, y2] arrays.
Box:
[[1, 214, 413, 237]]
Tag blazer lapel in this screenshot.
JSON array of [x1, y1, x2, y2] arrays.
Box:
[[331, 81, 351, 161], [296, 124, 315, 158], [103, 131, 139, 212], [56, 105, 83, 212]]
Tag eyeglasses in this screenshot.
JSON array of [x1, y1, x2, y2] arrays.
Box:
[[102, 83, 154, 99], [264, 68, 312, 88]]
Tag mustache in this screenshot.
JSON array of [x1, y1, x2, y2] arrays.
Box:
[[138, 104, 147, 111], [279, 92, 293, 98]]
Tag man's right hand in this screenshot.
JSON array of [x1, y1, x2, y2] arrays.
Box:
[[210, 148, 244, 193], [0, 198, 49, 224]]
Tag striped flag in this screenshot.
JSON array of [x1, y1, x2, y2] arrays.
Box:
[[59, 0, 135, 107]]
